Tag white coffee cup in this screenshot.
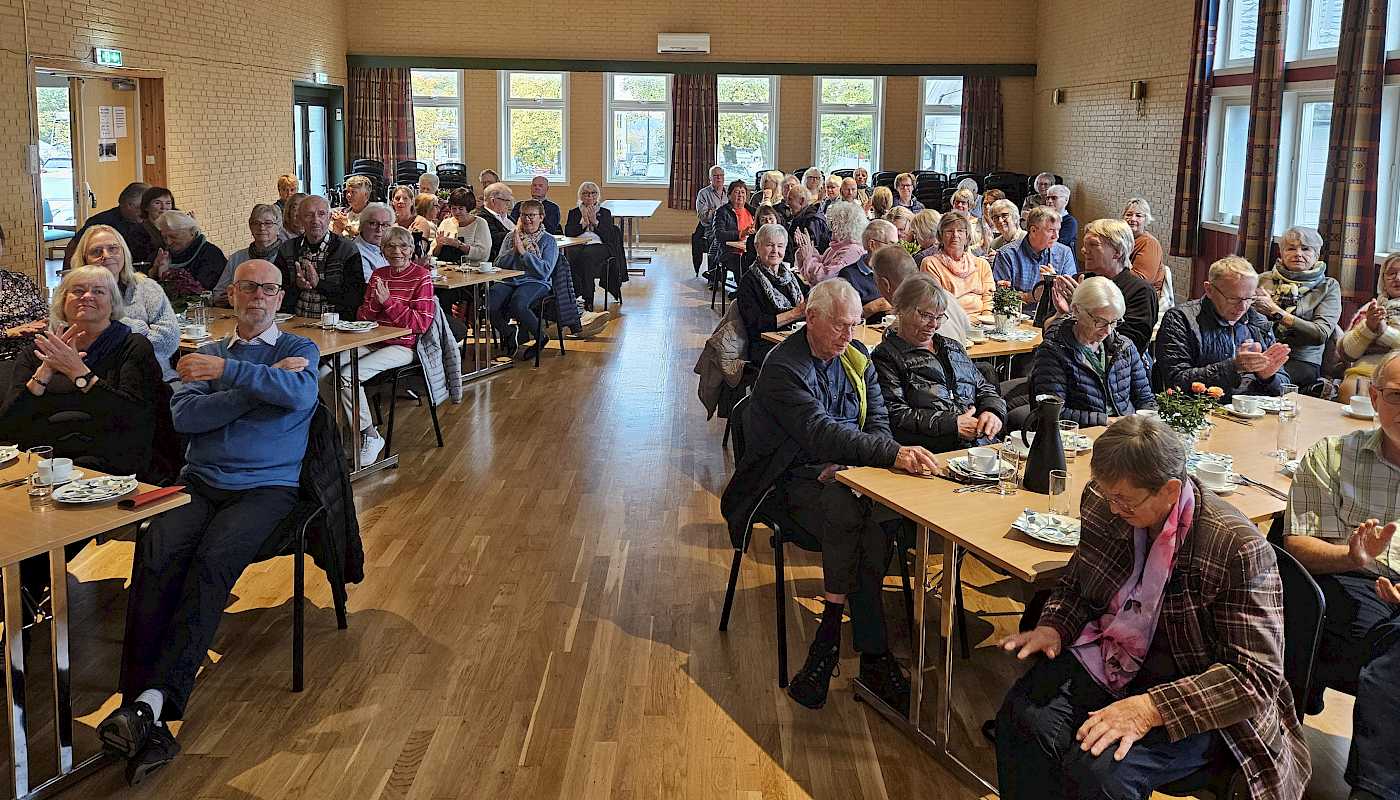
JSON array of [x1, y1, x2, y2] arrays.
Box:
[[968, 328, 988, 342], [39, 457, 72, 484], [1351, 395, 1376, 416], [478, 262, 497, 273], [183, 324, 207, 339], [320, 312, 340, 328], [967, 446, 999, 474], [1234, 395, 1261, 415], [1197, 461, 1232, 491], [1135, 408, 1159, 418]]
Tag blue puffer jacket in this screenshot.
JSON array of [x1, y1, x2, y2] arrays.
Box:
[[1029, 317, 1156, 428], [1152, 298, 1289, 399]]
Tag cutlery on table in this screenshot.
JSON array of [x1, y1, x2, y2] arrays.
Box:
[[1211, 411, 1254, 427], [1234, 473, 1288, 500], [0, 474, 34, 489]]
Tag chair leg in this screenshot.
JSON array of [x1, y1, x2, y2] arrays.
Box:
[[293, 533, 305, 693], [425, 382, 444, 447], [384, 370, 401, 457], [332, 580, 349, 629], [718, 547, 744, 631], [557, 326, 566, 357], [897, 546, 915, 645], [535, 304, 545, 368], [722, 416, 732, 448], [773, 532, 789, 687], [954, 551, 970, 659]]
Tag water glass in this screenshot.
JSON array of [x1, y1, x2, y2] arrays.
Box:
[[1278, 383, 1299, 416], [1276, 407, 1300, 465], [997, 451, 1021, 496], [187, 300, 206, 328], [25, 446, 53, 499], [1058, 420, 1080, 463], [1048, 469, 1071, 517]]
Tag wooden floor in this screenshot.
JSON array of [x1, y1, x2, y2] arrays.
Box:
[[39, 244, 1355, 798]]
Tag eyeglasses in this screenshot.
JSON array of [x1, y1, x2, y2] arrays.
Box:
[[914, 309, 948, 326], [1089, 482, 1150, 515], [233, 281, 283, 296], [1208, 284, 1254, 305], [251, 220, 281, 228], [521, 212, 543, 220], [870, 239, 897, 248], [1084, 311, 1122, 330], [1374, 385, 1400, 405], [383, 243, 413, 252], [86, 244, 124, 258], [361, 219, 389, 228]]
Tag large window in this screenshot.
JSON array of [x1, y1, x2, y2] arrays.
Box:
[[1279, 93, 1333, 229], [717, 75, 777, 181], [606, 73, 670, 185], [500, 71, 567, 182], [410, 69, 462, 170], [919, 77, 963, 173], [814, 76, 883, 173], [1289, 0, 1343, 59], [1204, 97, 1250, 226], [1215, 0, 1259, 70]]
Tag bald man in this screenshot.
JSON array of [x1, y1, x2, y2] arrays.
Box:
[[100, 258, 320, 785]]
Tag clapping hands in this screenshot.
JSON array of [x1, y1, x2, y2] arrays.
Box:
[[1234, 340, 1290, 379]]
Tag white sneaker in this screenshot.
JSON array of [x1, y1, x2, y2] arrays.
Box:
[[358, 429, 385, 464]]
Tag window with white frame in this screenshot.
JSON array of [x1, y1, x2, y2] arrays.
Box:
[[1203, 96, 1250, 227], [1215, 0, 1259, 70], [919, 77, 962, 173], [1276, 91, 1333, 230], [500, 71, 567, 182], [1287, 0, 1343, 60], [814, 76, 883, 173], [716, 75, 777, 181], [411, 69, 462, 170], [1380, 86, 1400, 253], [606, 73, 670, 184]]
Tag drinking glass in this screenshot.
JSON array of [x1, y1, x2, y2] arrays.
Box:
[[1058, 421, 1080, 463], [187, 299, 206, 328], [997, 450, 1020, 496], [1048, 469, 1071, 517], [25, 446, 53, 499]]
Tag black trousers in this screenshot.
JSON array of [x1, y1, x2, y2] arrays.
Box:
[[690, 223, 708, 273], [996, 653, 1219, 800], [1313, 572, 1400, 799], [569, 243, 610, 308], [119, 476, 297, 720], [1282, 357, 1319, 391], [777, 476, 902, 654]]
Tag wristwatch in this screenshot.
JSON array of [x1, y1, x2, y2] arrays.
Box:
[[1267, 310, 1285, 322], [73, 371, 95, 391]]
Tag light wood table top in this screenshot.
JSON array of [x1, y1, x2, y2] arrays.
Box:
[[761, 324, 885, 349], [431, 267, 525, 291], [601, 199, 661, 218], [838, 394, 1373, 585], [0, 458, 188, 566], [760, 321, 1041, 359], [184, 313, 411, 356], [555, 235, 590, 249]]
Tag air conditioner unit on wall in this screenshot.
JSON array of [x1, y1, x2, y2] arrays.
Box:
[[658, 33, 710, 54]]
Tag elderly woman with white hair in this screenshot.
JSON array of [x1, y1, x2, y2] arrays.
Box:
[[949, 187, 986, 254], [1252, 225, 1342, 388], [1049, 218, 1158, 355], [735, 223, 807, 364], [795, 200, 867, 285], [921, 212, 994, 317], [151, 211, 227, 291], [1031, 276, 1155, 427], [213, 204, 286, 303], [893, 173, 925, 213], [801, 168, 826, 205], [987, 198, 1025, 254], [1021, 171, 1056, 215], [755, 170, 786, 211], [331, 174, 375, 237], [70, 224, 180, 382], [564, 181, 626, 310], [873, 273, 1005, 452], [1338, 254, 1400, 403], [1123, 198, 1172, 315], [821, 174, 842, 209]]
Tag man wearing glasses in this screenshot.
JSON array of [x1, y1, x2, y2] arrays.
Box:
[[99, 259, 319, 785], [273, 195, 367, 322], [1153, 256, 1291, 399], [1284, 350, 1400, 800], [837, 219, 900, 322]]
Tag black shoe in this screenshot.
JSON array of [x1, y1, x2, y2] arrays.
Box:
[[98, 701, 156, 759], [125, 724, 180, 786], [787, 641, 841, 709], [500, 324, 519, 356], [859, 652, 911, 713], [515, 332, 548, 361]]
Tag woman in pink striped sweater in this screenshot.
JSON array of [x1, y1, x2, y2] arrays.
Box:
[[332, 225, 435, 464]]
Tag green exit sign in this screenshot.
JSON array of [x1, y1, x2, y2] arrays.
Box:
[[93, 48, 123, 67]]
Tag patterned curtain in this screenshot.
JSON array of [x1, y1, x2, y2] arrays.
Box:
[[667, 74, 718, 211], [957, 76, 1004, 175], [1318, 0, 1389, 302], [1169, 0, 1220, 257], [348, 66, 416, 181], [1235, 0, 1289, 271]]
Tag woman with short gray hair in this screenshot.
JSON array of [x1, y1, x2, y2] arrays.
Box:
[[153, 211, 228, 291], [1253, 225, 1342, 388], [736, 222, 806, 364], [795, 200, 867, 285], [1124, 198, 1171, 314], [1030, 275, 1154, 426], [214, 203, 285, 304], [872, 273, 1005, 452]]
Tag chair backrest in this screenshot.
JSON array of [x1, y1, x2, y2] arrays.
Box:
[[730, 392, 752, 461], [1270, 541, 1326, 722], [43, 199, 54, 224], [436, 161, 466, 173], [831, 168, 855, 179], [873, 170, 898, 187]]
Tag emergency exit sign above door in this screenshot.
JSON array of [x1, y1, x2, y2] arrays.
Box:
[[93, 48, 123, 67]]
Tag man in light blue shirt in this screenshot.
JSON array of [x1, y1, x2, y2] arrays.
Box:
[[693, 165, 727, 276], [993, 206, 1077, 303]]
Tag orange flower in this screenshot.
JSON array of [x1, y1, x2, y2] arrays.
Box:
[[1190, 382, 1207, 394], [1206, 386, 1225, 399], [1165, 388, 1175, 395]]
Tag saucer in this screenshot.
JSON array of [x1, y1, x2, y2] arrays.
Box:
[[31, 469, 84, 488], [1344, 407, 1377, 420], [1200, 479, 1236, 496], [1222, 403, 1265, 419]]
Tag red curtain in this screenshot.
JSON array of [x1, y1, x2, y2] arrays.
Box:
[[1235, 0, 1289, 271], [1169, 0, 1220, 258], [668, 74, 718, 211], [348, 66, 416, 181], [957, 76, 1003, 175], [1318, 0, 1389, 304]]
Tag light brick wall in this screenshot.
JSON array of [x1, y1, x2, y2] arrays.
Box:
[[0, 0, 346, 282], [1030, 0, 1196, 296]]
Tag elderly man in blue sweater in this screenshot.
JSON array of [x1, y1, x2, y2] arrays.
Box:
[[98, 258, 319, 786]]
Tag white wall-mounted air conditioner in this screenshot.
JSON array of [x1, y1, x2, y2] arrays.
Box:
[[658, 33, 710, 54]]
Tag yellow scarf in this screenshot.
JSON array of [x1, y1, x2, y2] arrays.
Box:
[[838, 344, 869, 429]]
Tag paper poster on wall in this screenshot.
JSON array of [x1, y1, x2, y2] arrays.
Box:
[[113, 106, 128, 138], [98, 106, 114, 139], [98, 140, 117, 162]]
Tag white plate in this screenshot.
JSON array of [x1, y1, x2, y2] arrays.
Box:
[[948, 456, 1015, 480], [30, 469, 84, 488], [274, 313, 294, 323], [1344, 407, 1377, 420], [0, 446, 18, 464], [1221, 403, 1266, 419], [1200, 479, 1237, 496], [1014, 511, 1081, 547], [52, 475, 137, 504], [1187, 452, 1234, 475], [335, 321, 378, 333]]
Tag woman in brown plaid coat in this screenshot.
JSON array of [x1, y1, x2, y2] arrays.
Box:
[[996, 415, 1309, 800]]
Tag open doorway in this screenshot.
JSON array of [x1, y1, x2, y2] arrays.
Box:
[[35, 73, 79, 276], [293, 84, 345, 201]]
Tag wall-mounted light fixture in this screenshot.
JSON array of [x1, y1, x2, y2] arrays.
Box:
[[1130, 80, 1147, 100], [1051, 88, 1064, 105]]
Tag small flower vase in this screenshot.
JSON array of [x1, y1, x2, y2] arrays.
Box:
[[1177, 428, 1198, 456], [994, 313, 1014, 334]]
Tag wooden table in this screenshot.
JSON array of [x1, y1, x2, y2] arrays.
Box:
[[429, 269, 525, 385], [0, 458, 188, 799], [187, 313, 411, 480], [760, 320, 1041, 362], [836, 393, 1372, 795], [555, 234, 590, 249], [601, 199, 660, 275]]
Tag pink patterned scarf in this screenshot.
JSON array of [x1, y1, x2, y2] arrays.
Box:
[[1071, 480, 1194, 695]]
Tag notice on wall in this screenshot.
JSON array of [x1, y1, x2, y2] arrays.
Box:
[[98, 140, 117, 162], [113, 106, 128, 138], [98, 105, 114, 139]]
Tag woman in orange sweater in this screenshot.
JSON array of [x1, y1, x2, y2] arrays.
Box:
[[920, 211, 994, 316]]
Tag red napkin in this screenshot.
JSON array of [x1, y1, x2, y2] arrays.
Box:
[[118, 485, 185, 510]]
